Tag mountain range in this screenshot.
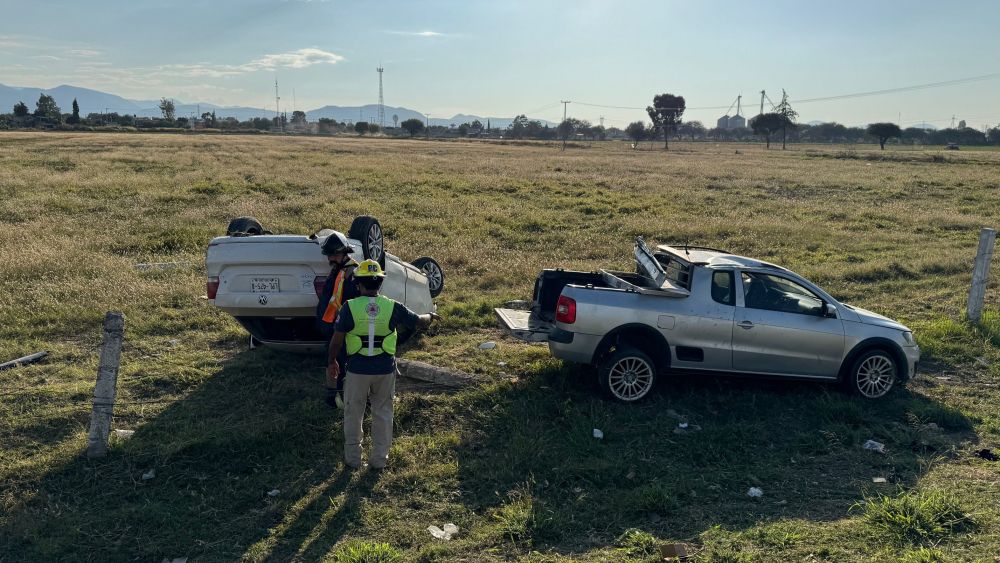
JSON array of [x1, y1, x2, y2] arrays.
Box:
[[0, 83, 550, 128]]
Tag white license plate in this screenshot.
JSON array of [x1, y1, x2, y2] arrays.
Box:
[[250, 278, 280, 293]]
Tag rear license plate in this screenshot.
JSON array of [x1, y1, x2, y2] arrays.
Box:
[[250, 278, 280, 293]]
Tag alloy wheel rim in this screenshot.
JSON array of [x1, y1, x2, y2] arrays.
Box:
[[856, 354, 896, 398], [368, 224, 383, 261], [422, 262, 443, 291], [608, 357, 654, 401]]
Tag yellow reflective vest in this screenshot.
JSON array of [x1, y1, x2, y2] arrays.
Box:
[[344, 295, 398, 356]]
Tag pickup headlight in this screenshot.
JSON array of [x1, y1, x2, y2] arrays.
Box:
[[901, 331, 915, 346]]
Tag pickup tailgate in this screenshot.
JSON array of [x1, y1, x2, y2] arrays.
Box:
[[495, 308, 553, 342]]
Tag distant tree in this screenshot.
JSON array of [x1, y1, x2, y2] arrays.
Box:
[[13, 101, 29, 117], [369, 123, 380, 135], [159, 98, 175, 121], [557, 119, 576, 149], [507, 114, 528, 139], [646, 93, 685, 150], [958, 119, 967, 129], [291, 110, 307, 124], [354, 121, 369, 135], [65, 98, 81, 124], [988, 126, 1000, 146], [679, 120, 706, 141], [902, 127, 928, 145], [176, 117, 189, 127], [750, 113, 787, 149], [593, 125, 607, 141], [866, 122, 902, 150], [773, 90, 798, 149], [400, 118, 424, 137], [470, 119, 483, 130], [34, 94, 61, 122], [392, 114, 398, 128], [625, 121, 647, 148], [457, 122, 470, 136]]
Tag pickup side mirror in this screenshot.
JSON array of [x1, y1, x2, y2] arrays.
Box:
[[822, 302, 838, 318]]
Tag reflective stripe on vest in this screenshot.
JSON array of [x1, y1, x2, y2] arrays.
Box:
[[344, 295, 397, 356], [321, 270, 348, 323]]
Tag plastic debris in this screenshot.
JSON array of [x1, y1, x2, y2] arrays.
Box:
[[167, 339, 179, 347], [428, 523, 459, 540], [863, 440, 886, 454], [747, 487, 764, 498], [142, 469, 156, 481], [114, 429, 135, 439], [678, 422, 689, 429], [267, 489, 280, 497], [975, 448, 999, 462], [497, 361, 507, 367], [592, 428, 604, 439], [478, 341, 497, 350], [872, 477, 887, 483]]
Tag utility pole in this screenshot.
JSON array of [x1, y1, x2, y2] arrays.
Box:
[[736, 95, 742, 116], [599, 115, 604, 128], [425, 113, 430, 139], [377, 66, 385, 130], [760, 90, 765, 115], [951, 115, 956, 128], [560, 100, 570, 122]]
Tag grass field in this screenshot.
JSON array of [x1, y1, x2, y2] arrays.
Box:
[[1, 132, 998, 562]]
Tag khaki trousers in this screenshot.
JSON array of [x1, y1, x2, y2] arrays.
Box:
[[343, 369, 395, 468]]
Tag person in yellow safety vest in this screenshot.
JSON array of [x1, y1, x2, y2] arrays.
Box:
[[327, 259, 441, 470], [317, 233, 359, 409]]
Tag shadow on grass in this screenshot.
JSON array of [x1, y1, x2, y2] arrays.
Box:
[[444, 365, 977, 553], [0, 346, 977, 561], [0, 347, 382, 562]]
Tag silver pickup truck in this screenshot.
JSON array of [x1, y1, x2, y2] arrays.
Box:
[[496, 238, 919, 402]]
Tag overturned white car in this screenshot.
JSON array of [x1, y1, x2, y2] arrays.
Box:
[[206, 215, 444, 352]]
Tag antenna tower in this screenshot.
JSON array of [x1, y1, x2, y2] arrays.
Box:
[[274, 79, 282, 132], [377, 66, 385, 129]]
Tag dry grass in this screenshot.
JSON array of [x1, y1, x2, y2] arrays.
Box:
[[0, 132, 998, 561]]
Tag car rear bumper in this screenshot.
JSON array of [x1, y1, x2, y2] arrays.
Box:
[[548, 332, 603, 364]]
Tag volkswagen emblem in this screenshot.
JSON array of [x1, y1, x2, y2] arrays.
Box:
[[258, 295, 268, 305]]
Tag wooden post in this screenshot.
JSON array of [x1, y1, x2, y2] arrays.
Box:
[[87, 312, 125, 458], [967, 227, 996, 324]]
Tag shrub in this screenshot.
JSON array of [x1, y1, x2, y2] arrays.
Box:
[[857, 489, 976, 546], [329, 540, 402, 563]]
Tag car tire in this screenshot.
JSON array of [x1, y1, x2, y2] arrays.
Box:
[[598, 346, 658, 403], [845, 349, 897, 399], [227, 216, 269, 236], [348, 215, 385, 268], [412, 257, 444, 298]]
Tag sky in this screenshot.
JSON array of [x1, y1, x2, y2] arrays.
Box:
[[2, 0, 1000, 128]]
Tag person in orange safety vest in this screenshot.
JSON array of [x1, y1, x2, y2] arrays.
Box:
[[316, 233, 359, 408]]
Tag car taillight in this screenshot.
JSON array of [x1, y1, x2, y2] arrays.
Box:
[[555, 295, 576, 324], [207, 276, 220, 299], [314, 276, 327, 297]]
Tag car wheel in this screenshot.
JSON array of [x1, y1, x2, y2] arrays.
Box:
[[412, 257, 444, 298], [348, 215, 385, 268], [847, 349, 897, 399], [227, 216, 269, 236], [599, 347, 658, 403]]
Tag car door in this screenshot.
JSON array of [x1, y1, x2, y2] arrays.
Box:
[[732, 271, 845, 377], [669, 268, 736, 371]]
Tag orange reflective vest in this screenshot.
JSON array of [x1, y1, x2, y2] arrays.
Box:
[[321, 269, 349, 323]]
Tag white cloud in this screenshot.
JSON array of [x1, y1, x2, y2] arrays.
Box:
[[30, 55, 61, 61], [69, 49, 101, 57], [157, 48, 344, 78], [385, 30, 445, 37]]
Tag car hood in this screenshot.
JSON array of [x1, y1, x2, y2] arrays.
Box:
[[846, 305, 908, 331]]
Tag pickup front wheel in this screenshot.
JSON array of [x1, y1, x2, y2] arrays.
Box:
[[599, 347, 658, 403]]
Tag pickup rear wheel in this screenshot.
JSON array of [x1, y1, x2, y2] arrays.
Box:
[[348, 215, 385, 268], [599, 347, 657, 403]]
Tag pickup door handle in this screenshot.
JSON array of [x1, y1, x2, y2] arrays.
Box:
[[737, 320, 754, 329]]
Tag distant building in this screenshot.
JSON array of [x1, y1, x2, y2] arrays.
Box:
[[717, 115, 730, 130], [716, 114, 746, 130]]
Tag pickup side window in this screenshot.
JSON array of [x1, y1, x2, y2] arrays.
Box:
[[742, 272, 824, 315], [710, 270, 735, 305], [655, 253, 693, 290]]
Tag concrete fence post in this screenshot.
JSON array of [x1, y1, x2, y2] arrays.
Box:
[[86, 312, 125, 458], [967, 228, 996, 324]]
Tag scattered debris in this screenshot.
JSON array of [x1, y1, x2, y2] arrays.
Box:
[[747, 487, 764, 498], [427, 523, 459, 540], [142, 469, 156, 481], [267, 489, 280, 497], [0, 351, 49, 371], [496, 361, 507, 367], [626, 468, 636, 480], [872, 477, 888, 484], [776, 499, 788, 505], [167, 339, 179, 347], [660, 542, 690, 560], [863, 440, 886, 454], [673, 423, 702, 435], [478, 341, 497, 350], [678, 422, 689, 430], [114, 429, 135, 440], [593, 428, 604, 440], [975, 448, 999, 462], [135, 261, 192, 271]]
